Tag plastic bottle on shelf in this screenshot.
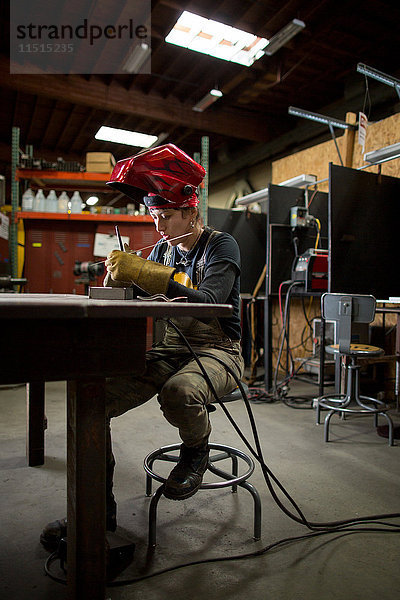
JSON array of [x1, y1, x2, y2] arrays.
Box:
[[70, 191, 82, 214], [21, 188, 34, 212], [33, 189, 46, 212], [57, 191, 69, 213], [46, 189, 58, 213]]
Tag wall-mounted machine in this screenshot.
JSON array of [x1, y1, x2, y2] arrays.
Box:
[[291, 248, 328, 292]]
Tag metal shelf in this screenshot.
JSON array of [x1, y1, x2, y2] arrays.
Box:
[[15, 211, 152, 223], [15, 169, 112, 192]]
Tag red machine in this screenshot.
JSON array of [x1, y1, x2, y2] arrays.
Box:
[[291, 248, 329, 292]]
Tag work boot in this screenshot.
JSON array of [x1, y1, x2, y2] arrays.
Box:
[[40, 500, 117, 551], [164, 442, 209, 501]]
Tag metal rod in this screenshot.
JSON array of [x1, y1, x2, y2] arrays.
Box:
[[91, 232, 193, 266], [328, 122, 343, 166], [114, 225, 124, 251]]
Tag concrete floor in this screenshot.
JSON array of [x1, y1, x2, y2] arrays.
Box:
[[0, 379, 399, 600]]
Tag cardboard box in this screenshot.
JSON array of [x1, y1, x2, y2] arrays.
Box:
[[86, 152, 116, 173]]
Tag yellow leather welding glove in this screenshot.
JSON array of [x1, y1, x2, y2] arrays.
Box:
[[105, 250, 175, 295], [102, 271, 131, 288]]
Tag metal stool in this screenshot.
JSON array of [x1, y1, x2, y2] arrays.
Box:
[[316, 293, 394, 446], [143, 386, 262, 547]]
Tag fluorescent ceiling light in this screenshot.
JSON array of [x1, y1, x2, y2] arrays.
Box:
[[121, 42, 151, 74], [95, 126, 158, 148], [364, 142, 400, 164], [165, 10, 268, 67], [263, 19, 305, 56], [279, 174, 317, 187], [193, 88, 223, 112], [357, 63, 400, 99], [235, 188, 269, 206], [288, 106, 355, 130], [86, 196, 99, 206]]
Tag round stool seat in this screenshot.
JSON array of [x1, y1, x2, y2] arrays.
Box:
[[326, 343, 384, 356]]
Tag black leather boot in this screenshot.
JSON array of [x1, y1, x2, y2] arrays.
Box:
[[164, 442, 209, 501], [40, 503, 117, 551]]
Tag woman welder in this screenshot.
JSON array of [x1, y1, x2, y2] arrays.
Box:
[[40, 144, 244, 549]]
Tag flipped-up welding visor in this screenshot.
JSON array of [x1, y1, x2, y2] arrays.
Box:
[[106, 143, 205, 207]]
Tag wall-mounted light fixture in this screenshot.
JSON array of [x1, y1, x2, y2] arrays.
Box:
[[121, 43, 151, 74], [357, 63, 400, 99], [192, 89, 223, 112], [264, 19, 305, 56], [279, 174, 317, 187], [235, 188, 269, 206], [288, 106, 356, 166], [288, 106, 355, 130], [364, 141, 400, 164]]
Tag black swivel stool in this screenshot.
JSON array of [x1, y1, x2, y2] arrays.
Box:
[[143, 384, 262, 547], [316, 293, 395, 446]]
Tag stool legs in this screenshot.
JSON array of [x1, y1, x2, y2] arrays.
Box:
[[317, 362, 395, 446], [208, 461, 262, 540], [236, 480, 261, 540], [148, 484, 165, 547], [144, 444, 261, 546]]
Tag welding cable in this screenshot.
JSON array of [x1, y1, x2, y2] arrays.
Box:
[[306, 187, 318, 209], [165, 319, 317, 527], [165, 318, 400, 532], [44, 524, 400, 587], [313, 218, 321, 249], [278, 279, 293, 325], [277, 281, 299, 372], [43, 318, 400, 588], [273, 281, 303, 395], [106, 525, 400, 586]]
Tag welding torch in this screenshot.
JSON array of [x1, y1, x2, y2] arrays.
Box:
[[115, 225, 124, 251]]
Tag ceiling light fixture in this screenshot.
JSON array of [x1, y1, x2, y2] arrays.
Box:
[[357, 63, 400, 99], [121, 42, 151, 74], [95, 126, 158, 148], [279, 174, 317, 187], [288, 106, 354, 130], [364, 142, 400, 164], [263, 19, 305, 56], [192, 89, 223, 112], [165, 10, 268, 67]]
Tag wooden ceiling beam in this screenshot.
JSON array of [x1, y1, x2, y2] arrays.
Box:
[[0, 58, 270, 143]]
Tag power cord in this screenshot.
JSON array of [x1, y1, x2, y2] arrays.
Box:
[[165, 319, 400, 531], [44, 525, 400, 587], [44, 317, 400, 586], [273, 281, 304, 399]]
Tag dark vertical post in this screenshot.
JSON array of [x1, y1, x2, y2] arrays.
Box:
[[26, 381, 45, 466], [67, 378, 106, 600]]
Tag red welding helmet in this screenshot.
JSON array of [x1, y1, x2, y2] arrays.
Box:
[[106, 143, 205, 206]]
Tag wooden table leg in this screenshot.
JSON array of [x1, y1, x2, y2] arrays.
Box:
[[396, 314, 400, 412], [67, 378, 106, 600], [26, 381, 45, 466]]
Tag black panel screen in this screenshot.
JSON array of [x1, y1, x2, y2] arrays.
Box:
[[329, 164, 400, 299]]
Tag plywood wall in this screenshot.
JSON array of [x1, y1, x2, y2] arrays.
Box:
[[352, 112, 400, 178], [269, 110, 400, 389], [271, 111, 400, 191]]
